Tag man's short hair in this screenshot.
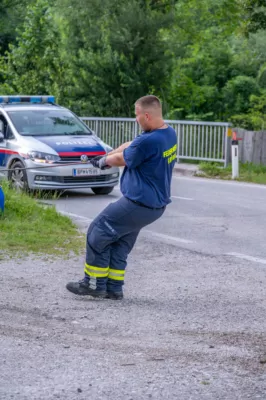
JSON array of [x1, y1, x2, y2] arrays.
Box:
[[135, 95, 162, 111]]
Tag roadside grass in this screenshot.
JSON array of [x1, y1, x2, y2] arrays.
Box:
[[198, 162, 266, 184], [0, 180, 85, 258]]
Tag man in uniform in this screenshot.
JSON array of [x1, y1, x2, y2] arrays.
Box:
[[66, 95, 177, 300]]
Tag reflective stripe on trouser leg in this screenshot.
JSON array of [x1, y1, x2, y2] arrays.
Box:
[[84, 264, 109, 278], [108, 268, 125, 281], [84, 264, 109, 291], [107, 269, 125, 293]]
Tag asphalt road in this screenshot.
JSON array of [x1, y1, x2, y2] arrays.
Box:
[[0, 176, 266, 400], [54, 175, 266, 259]]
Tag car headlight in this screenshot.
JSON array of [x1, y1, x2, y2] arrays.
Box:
[[28, 151, 60, 163]]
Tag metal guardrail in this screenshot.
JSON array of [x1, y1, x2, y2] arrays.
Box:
[[81, 117, 231, 166]]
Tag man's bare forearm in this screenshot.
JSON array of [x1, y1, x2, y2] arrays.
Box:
[[108, 141, 132, 155], [106, 152, 126, 167]]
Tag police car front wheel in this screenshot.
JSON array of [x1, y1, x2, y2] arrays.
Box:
[[8, 161, 28, 191], [91, 187, 114, 195]]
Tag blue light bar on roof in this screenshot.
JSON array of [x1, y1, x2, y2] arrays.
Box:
[[0, 95, 55, 104]]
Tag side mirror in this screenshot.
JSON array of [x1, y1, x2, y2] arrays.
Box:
[[0, 132, 4, 143]]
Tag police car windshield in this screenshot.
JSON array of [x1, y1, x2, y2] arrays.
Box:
[[7, 110, 92, 136]]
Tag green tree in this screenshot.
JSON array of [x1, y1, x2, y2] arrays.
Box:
[[0, 0, 35, 54], [55, 0, 174, 116], [0, 0, 66, 102], [222, 75, 260, 117], [1, 0, 266, 130], [166, 0, 242, 120], [243, 0, 266, 33]]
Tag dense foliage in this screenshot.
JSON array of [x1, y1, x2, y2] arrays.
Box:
[[1, 0, 266, 129]]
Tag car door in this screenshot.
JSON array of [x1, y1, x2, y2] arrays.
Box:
[[0, 113, 15, 178]]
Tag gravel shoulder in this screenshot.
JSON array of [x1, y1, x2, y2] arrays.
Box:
[[1, 233, 266, 399]]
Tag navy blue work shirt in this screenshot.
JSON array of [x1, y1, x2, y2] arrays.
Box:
[[120, 125, 177, 208]]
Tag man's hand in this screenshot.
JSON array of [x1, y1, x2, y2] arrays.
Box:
[[90, 155, 111, 170]]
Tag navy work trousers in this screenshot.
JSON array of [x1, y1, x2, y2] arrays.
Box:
[[85, 196, 165, 293]]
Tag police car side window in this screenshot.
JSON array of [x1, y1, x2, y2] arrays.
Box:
[[0, 116, 4, 135], [0, 114, 14, 139], [6, 124, 14, 139]]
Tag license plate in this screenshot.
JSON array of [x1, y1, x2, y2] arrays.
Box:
[[73, 168, 101, 177]]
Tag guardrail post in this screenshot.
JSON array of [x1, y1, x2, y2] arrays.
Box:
[[177, 124, 180, 164], [134, 121, 138, 138], [224, 126, 232, 167], [231, 131, 241, 179]]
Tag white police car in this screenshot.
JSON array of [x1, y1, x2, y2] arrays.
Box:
[[0, 96, 119, 194]]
